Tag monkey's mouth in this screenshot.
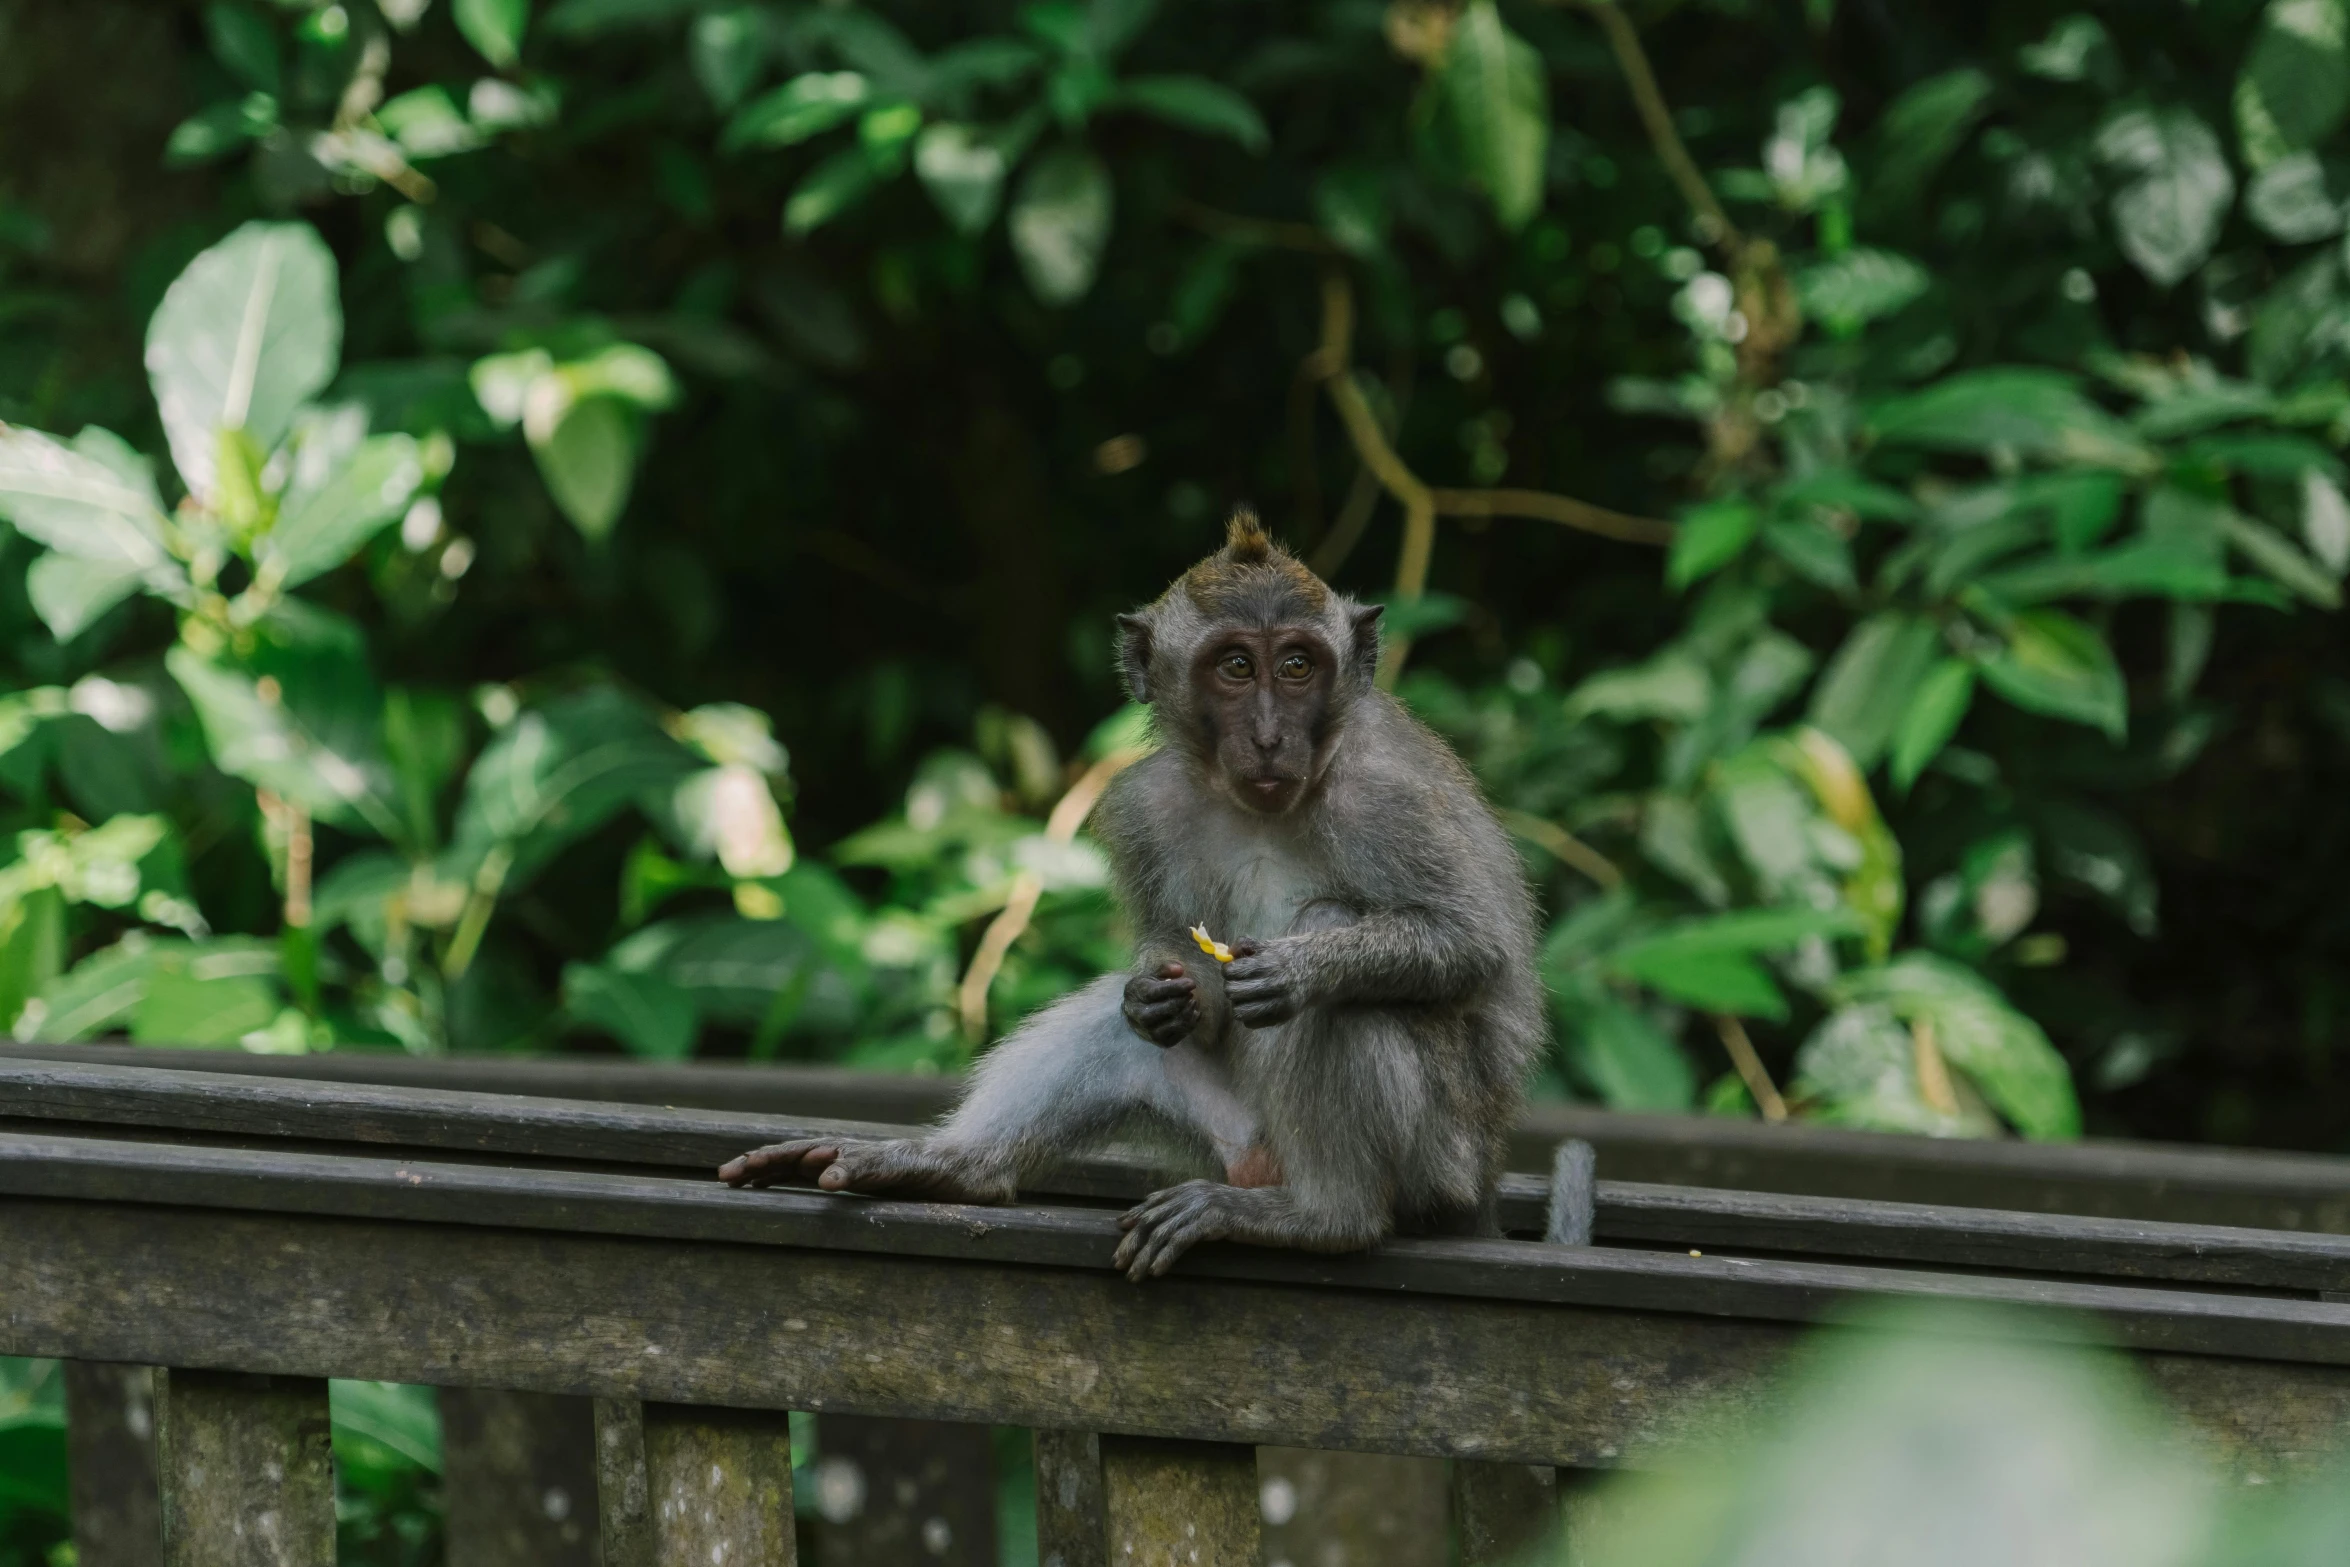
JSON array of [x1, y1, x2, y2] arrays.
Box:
[[1243, 774, 1301, 805]]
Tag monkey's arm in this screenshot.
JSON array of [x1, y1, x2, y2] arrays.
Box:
[[1224, 907, 1497, 1025]]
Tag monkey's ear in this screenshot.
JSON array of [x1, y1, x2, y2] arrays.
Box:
[[1348, 603, 1384, 683], [1116, 613, 1154, 703]]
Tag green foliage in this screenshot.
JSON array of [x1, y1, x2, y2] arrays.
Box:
[[6, 0, 2350, 1145]]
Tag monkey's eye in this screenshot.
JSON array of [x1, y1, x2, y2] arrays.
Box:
[[1278, 653, 1313, 681], [1219, 653, 1254, 681]]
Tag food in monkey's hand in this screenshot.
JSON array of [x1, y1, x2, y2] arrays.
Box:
[[1189, 923, 1236, 963]]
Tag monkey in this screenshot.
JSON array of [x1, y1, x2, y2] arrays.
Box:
[[720, 509, 1545, 1281]]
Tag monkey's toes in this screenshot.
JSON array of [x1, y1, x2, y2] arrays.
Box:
[[719, 1141, 838, 1187]]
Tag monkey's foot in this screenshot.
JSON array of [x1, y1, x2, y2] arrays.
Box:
[[1114, 1179, 1242, 1281], [717, 1137, 1014, 1204]]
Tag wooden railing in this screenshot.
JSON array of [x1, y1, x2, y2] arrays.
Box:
[[7, 1050, 2350, 1565]]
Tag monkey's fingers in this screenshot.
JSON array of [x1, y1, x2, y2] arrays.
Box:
[[718, 1140, 840, 1187], [1131, 976, 1196, 1004]]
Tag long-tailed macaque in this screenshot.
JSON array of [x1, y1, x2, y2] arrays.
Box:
[[721, 511, 1544, 1280]]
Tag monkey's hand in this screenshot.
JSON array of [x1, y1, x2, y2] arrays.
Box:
[[1223, 938, 1307, 1029], [1114, 1180, 1241, 1280], [717, 1137, 1015, 1204], [1122, 961, 1199, 1047]]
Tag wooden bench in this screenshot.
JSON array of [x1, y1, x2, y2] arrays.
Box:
[[8, 1052, 2350, 1565]]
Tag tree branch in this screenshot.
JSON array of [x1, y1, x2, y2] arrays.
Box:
[[1557, 0, 1740, 252], [1713, 1013, 1789, 1122]]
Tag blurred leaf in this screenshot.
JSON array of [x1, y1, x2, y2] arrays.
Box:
[[377, 86, 482, 159], [2304, 469, 2350, 573], [1761, 516, 1856, 592], [452, 687, 698, 882], [1975, 608, 2128, 738], [329, 1381, 442, 1474], [2220, 505, 2343, 606], [690, 9, 768, 111], [26, 553, 147, 641], [1609, 907, 1860, 1021], [784, 145, 892, 234], [164, 94, 279, 165], [1794, 1003, 1978, 1135], [2094, 108, 2235, 288], [1563, 652, 1711, 726], [1570, 996, 1695, 1110], [1666, 500, 1758, 590], [1889, 660, 1975, 792], [165, 619, 400, 835], [671, 763, 795, 877], [1832, 954, 2081, 1138], [1793, 248, 1929, 333], [914, 122, 1010, 233], [1434, 0, 1547, 230], [1115, 76, 1268, 152], [133, 964, 280, 1044], [2035, 801, 2158, 937], [2237, 0, 2350, 168], [0, 427, 172, 571], [1867, 369, 2150, 469], [564, 960, 698, 1058], [0, 888, 66, 1035], [2020, 15, 2117, 85], [454, 0, 530, 68], [1009, 146, 1113, 304], [532, 396, 636, 540], [2246, 151, 2348, 241], [1807, 613, 1942, 770], [1866, 68, 1992, 208], [261, 434, 425, 587], [724, 72, 870, 150], [0, 1414, 68, 1512], [146, 221, 341, 503], [205, 4, 281, 93]]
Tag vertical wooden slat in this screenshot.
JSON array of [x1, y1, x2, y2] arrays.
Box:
[[1452, 1461, 1559, 1563], [809, 1413, 996, 1565], [1101, 1435, 1258, 1567], [64, 1361, 163, 1567], [439, 1387, 599, 1567], [1259, 1448, 1448, 1565], [1032, 1429, 1106, 1567], [593, 1397, 655, 1567], [643, 1403, 799, 1566], [154, 1368, 335, 1567]]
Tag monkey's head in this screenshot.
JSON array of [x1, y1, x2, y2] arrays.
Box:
[[1117, 509, 1382, 815]]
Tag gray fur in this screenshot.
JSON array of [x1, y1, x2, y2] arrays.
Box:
[[722, 535, 1546, 1279]]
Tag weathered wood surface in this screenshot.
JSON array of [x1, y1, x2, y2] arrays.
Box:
[[1033, 1429, 1106, 1567], [10, 1131, 2350, 1366], [63, 1361, 162, 1567], [438, 1387, 598, 1567], [19, 1062, 2350, 1294], [594, 1398, 656, 1567], [809, 1414, 996, 1565], [10, 1198, 2350, 1477], [643, 1405, 799, 1566], [1452, 1461, 1560, 1565], [1101, 1437, 1258, 1566], [154, 1369, 335, 1567], [1258, 1449, 1448, 1565], [23, 1044, 2350, 1232]]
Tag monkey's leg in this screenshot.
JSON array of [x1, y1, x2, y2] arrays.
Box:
[[721, 975, 1256, 1200]]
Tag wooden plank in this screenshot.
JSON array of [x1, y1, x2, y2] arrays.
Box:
[[1101, 1436, 1258, 1566], [154, 1369, 334, 1567], [10, 1132, 2350, 1368], [438, 1388, 598, 1567], [62, 1361, 162, 1567], [1258, 1449, 1447, 1565], [6, 1199, 2348, 1478], [1032, 1429, 1106, 1567], [1451, 1462, 1559, 1565], [28, 1047, 2350, 1234], [808, 1414, 995, 1565], [593, 1398, 655, 1567], [643, 1404, 798, 1565]]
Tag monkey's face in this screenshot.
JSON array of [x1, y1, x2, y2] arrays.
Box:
[[1190, 626, 1339, 814]]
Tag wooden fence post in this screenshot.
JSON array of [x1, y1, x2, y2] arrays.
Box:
[[593, 1398, 655, 1567], [62, 1361, 162, 1567], [1033, 1429, 1106, 1567], [154, 1369, 335, 1567], [645, 1404, 800, 1566], [439, 1387, 599, 1567], [1101, 1435, 1258, 1567], [1451, 1462, 1560, 1565], [1259, 1447, 1448, 1565]]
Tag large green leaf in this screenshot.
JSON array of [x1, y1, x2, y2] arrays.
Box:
[[2094, 108, 2236, 287], [1009, 147, 1114, 304], [133, 964, 281, 1044], [1792, 1003, 1981, 1135], [1832, 954, 2081, 1138], [452, 687, 699, 882], [913, 122, 1009, 233], [1793, 248, 1930, 334], [1976, 609, 2127, 739], [532, 397, 636, 541], [564, 960, 699, 1058], [2237, 0, 2350, 167], [1866, 67, 1993, 208], [1116, 76, 1268, 152], [1568, 997, 1695, 1111], [145, 221, 341, 502], [1867, 370, 2151, 469], [0, 427, 173, 570], [260, 434, 425, 587], [1607, 907, 1860, 1021], [0, 1415, 69, 1512], [2245, 150, 2348, 241], [1806, 613, 1943, 771], [2220, 506, 2343, 606], [454, 0, 530, 67], [1437, 0, 1548, 230], [1889, 660, 1976, 792], [26, 553, 148, 641], [723, 72, 871, 150]]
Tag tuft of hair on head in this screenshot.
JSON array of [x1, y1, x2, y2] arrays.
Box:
[[1223, 507, 1274, 563]]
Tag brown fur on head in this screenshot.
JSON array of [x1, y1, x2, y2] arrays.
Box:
[[1116, 509, 1383, 801]]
